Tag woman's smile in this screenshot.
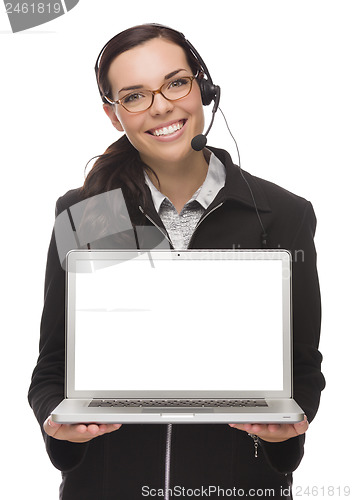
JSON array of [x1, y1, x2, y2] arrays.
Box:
[[146, 118, 187, 140]]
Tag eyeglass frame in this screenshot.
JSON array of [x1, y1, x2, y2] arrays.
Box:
[[103, 74, 198, 113]]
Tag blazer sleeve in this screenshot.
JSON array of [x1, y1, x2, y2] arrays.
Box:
[[28, 196, 89, 472], [259, 200, 325, 473]]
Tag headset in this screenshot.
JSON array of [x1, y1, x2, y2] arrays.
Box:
[[94, 24, 219, 106], [94, 23, 268, 247], [94, 23, 220, 150]]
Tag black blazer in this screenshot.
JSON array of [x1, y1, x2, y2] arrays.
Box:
[[28, 147, 325, 499]]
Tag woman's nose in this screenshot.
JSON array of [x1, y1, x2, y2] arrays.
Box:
[[149, 92, 174, 116]]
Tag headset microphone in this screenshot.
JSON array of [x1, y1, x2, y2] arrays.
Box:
[[191, 86, 221, 151]]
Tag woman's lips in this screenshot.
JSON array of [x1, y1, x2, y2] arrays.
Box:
[[146, 119, 187, 139]]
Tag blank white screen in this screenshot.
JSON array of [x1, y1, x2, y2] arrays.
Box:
[[73, 257, 284, 391]]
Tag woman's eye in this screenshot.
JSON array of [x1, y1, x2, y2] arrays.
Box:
[[169, 78, 188, 89], [123, 93, 145, 103]]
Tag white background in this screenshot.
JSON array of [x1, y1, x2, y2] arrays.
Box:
[[0, 0, 351, 497]]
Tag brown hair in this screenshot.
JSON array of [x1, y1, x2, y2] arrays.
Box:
[[81, 24, 203, 214]]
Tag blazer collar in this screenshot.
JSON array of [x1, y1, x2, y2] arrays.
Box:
[[207, 146, 272, 213], [139, 146, 272, 223]]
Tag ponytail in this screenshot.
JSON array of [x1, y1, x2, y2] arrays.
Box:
[[81, 134, 157, 212]]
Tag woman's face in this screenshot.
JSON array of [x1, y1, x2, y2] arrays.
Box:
[[103, 38, 205, 168]]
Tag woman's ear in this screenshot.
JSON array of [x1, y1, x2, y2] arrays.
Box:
[[103, 103, 124, 132]]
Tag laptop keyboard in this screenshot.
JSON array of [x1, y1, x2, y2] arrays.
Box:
[[89, 399, 268, 408]]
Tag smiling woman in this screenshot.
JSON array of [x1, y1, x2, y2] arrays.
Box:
[[28, 23, 325, 500]]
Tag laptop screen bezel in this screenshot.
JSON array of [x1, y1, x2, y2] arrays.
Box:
[[65, 249, 293, 399]]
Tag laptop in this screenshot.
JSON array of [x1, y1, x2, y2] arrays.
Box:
[[51, 249, 304, 424]]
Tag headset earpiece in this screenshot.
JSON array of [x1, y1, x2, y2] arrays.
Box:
[[199, 79, 218, 106]]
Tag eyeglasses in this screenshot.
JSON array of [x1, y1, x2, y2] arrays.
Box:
[[104, 75, 196, 113]]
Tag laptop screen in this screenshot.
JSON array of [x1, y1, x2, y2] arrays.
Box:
[[68, 251, 288, 394]]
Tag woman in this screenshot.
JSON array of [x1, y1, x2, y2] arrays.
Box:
[[28, 24, 325, 499]]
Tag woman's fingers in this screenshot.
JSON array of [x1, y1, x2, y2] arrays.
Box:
[[228, 415, 308, 442], [43, 416, 122, 443]]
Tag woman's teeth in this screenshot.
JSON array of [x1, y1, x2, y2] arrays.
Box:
[[152, 121, 185, 136]]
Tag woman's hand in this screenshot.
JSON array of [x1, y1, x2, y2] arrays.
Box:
[[228, 416, 308, 442], [43, 416, 122, 443]]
